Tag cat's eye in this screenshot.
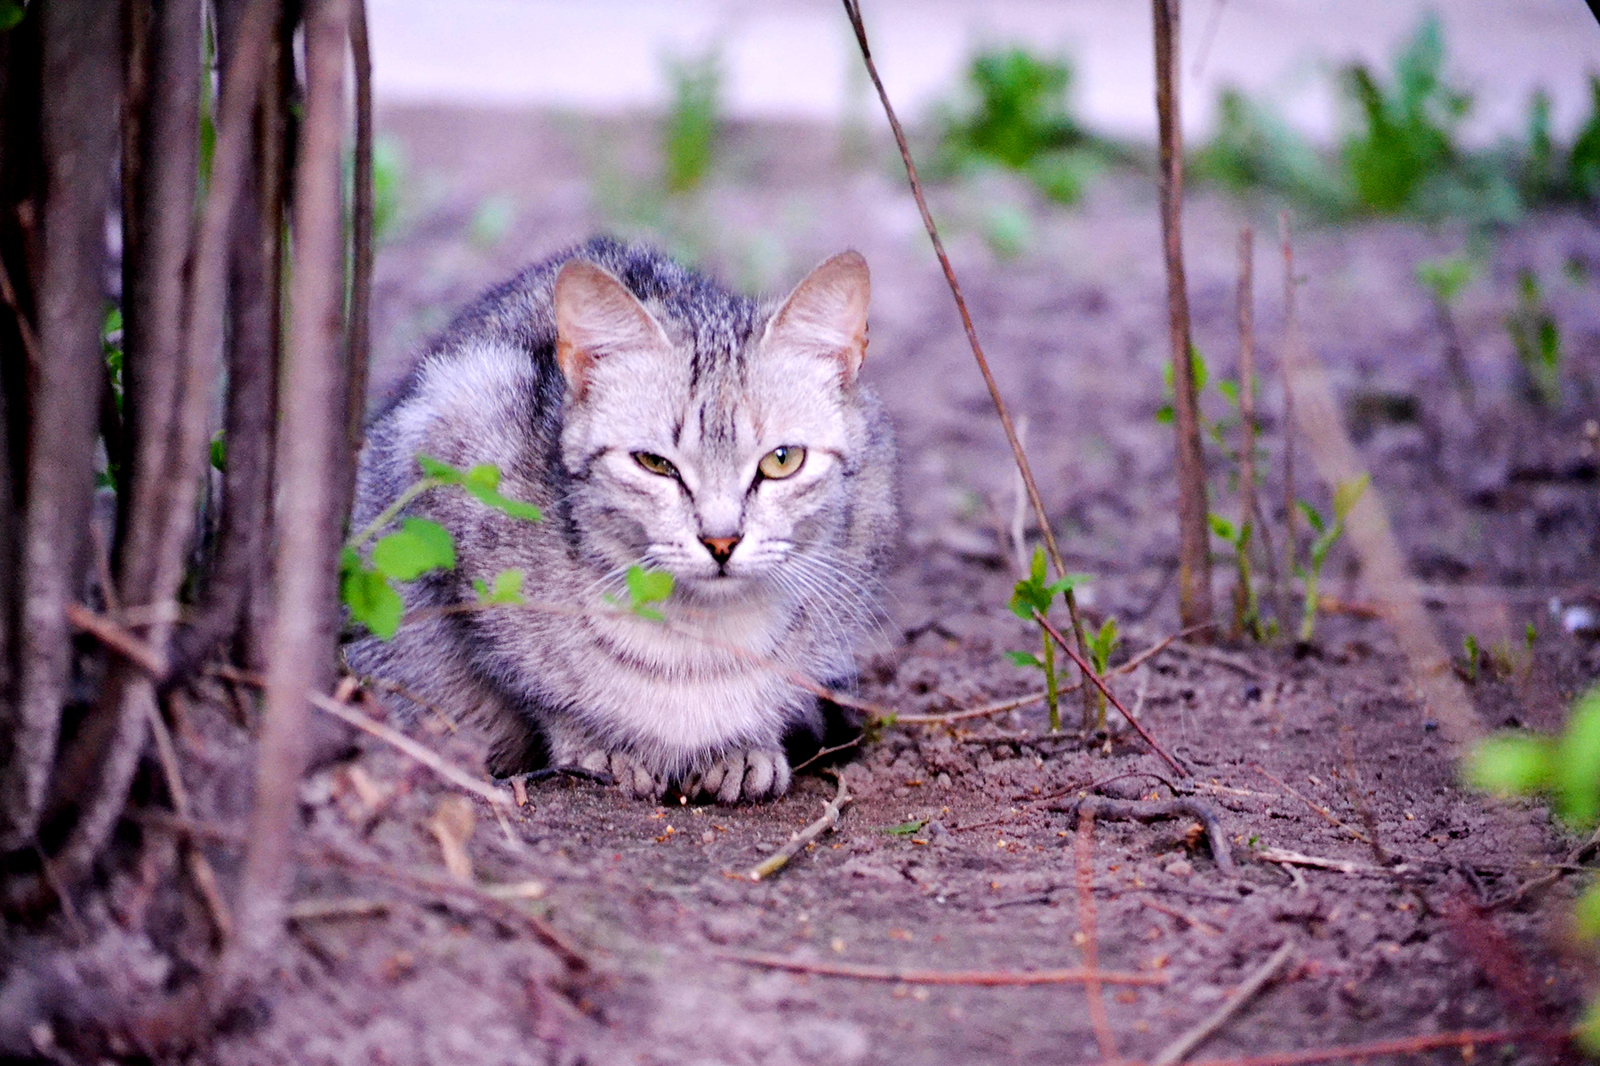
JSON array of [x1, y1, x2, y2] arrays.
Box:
[[633, 451, 679, 478], [757, 445, 806, 480]]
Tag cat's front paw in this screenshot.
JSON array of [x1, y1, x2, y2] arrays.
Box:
[[573, 748, 669, 800], [687, 748, 792, 804]]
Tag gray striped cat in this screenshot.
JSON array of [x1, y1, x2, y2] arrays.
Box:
[[347, 238, 896, 803]]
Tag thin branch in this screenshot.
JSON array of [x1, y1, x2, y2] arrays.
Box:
[[1057, 796, 1235, 876], [345, 0, 373, 464], [1234, 226, 1259, 639], [1183, 1028, 1560, 1066], [145, 697, 235, 943], [65, 602, 168, 677], [1074, 807, 1119, 1062], [747, 772, 851, 881], [839, 0, 1096, 726], [1276, 212, 1297, 628], [309, 690, 513, 808], [1152, 942, 1296, 1066], [714, 950, 1168, 987], [1154, 0, 1213, 634], [1035, 611, 1188, 777]]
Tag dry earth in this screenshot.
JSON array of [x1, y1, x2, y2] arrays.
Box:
[[13, 107, 1600, 1065]]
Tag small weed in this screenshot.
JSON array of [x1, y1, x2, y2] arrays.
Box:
[[880, 818, 929, 836], [1210, 512, 1259, 639], [936, 46, 1102, 205], [1415, 255, 1474, 306], [1293, 475, 1368, 643], [1508, 269, 1562, 407], [661, 50, 722, 194], [1570, 76, 1600, 201], [1460, 633, 1481, 683], [371, 135, 407, 244], [468, 194, 516, 250], [1008, 546, 1090, 733], [1192, 87, 1350, 214], [1084, 616, 1120, 732]]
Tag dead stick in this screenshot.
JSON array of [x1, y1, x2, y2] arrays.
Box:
[[1153, 0, 1214, 635], [715, 950, 1167, 987], [1182, 1028, 1560, 1066], [840, 0, 1096, 727], [1249, 763, 1370, 844], [1277, 212, 1297, 630], [1060, 796, 1235, 876], [1035, 612, 1188, 778], [1152, 941, 1295, 1066], [747, 773, 851, 881], [65, 602, 168, 677], [1235, 226, 1259, 639], [144, 699, 235, 942], [308, 691, 513, 808], [1075, 807, 1119, 1062]]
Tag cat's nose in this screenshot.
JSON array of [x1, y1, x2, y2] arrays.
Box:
[[701, 535, 741, 565]]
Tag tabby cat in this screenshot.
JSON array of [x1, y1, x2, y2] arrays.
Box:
[[346, 238, 896, 803]]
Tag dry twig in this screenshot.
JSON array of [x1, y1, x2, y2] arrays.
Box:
[[840, 0, 1095, 725], [1057, 796, 1235, 876], [1182, 1027, 1561, 1066], [715, 950, 1167, 987], [1075, 807, 1119, 1062], [1152, 941, 1296, 1066], [748, 773, 851, 881]]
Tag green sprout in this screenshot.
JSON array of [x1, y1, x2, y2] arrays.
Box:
[[1508, 269, 1562, 408], [662, 50, 722, 194], [1293, 474, 1369, 643], [1007, 547, 1089, 733]]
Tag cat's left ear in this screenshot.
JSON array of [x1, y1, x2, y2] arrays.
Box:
[[761, 250, 870, 385]]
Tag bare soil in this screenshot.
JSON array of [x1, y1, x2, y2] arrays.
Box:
[[16, 106, 1600, 1065]]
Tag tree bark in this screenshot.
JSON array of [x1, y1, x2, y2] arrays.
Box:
[[0, 0, 121, 851], [226, 0, 350, 986], [1152, 0, 1213, 636]]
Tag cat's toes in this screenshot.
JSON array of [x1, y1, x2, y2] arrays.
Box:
[[608, 751, 666, 799], [698, 748, 790, 804]]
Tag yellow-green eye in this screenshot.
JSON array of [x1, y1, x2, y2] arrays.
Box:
[[758, 445, 806, 480], [633, 451, 679, 478]]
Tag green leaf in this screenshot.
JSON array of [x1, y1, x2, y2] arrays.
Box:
[[880, 818, 929, 835], [1553, 686, 1600, 827], [626, 565, 675, 608], [1217, 378, 1240, 406], [1296, 500, 1326, 535], [0, 1, 25, 31], [475, 568, 525, 605], [1029, 545, 1046, 586], [343, 566, 403, 640], [1463, 732, 1553, 797], [465, 463, 501, 492], [1575, 883, 1600, 942], [1154, 404, 1175, 425], [371, 518, 456, 580], [416, 454, 463, 483], [1045, 573, 1090, 597], [1209, 513, 1237, 541], [1006, 650, 1043, 669], [1332, 474, 1370, 522], [209, 430, 227, 472]]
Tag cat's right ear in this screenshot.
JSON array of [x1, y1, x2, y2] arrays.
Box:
[[761, 250, 871, 386], [553, 260, 672, 398]]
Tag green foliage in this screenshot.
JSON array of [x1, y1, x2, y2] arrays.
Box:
[[1414, 255, 1474, 305], [623, 565, 675, 621], [880, 818, 929, 836], [102, 305, 124, 416], [209, 430, 226, 473], [1460, 633, 1481, 683], [1467, 685, 1600, 829], [372, 135, 407, 244], [342, 456, 541, 640], [1508, 269, 1562, 407], [1192, 87, 1351, 214], [1569, 76, 1600, 201], [1338, 14, 1468, 214], [662, 51, 722, 194], [468, 194, 516, 250], [0, 1, 25, 31], [1293, 474, 1368, 642], [1008, 547, 1089, 732], [936, 46, 1101, 205]]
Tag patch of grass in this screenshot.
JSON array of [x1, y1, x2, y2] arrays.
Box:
[[661, 50, 722, 194], [1191, 87, 1351, 215], [935, 46, 1104, 205]]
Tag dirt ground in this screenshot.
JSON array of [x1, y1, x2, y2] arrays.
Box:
[[18, 106, 1600, 1065]]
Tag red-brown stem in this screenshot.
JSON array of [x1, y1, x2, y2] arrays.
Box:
[[1277, 212, 1298, 628], [1036, 611, 1188, 777], [1153, 0, 1214, 636], [839, 0, 1095, 724], [716, 950, 1167, 987], [1184, 1028, 1564, 1066], [1235, 227, 1258, 638], [1075, 807, 1119, 1061]]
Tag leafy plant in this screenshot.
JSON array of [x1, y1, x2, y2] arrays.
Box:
[[1007, 547, 1089, 732], [1210, 512, 1259, 640], [1191, 87, 1350, 214], [1466, 684, 1600, 1052], [1460, 633, 1481, 683], [1084, 616, 1120, 732], [936, 46, 1101, 204], [614, 565, 675, 622], [1293, 475, 1368, 643], [341, 456, 541, 640], [1508, 269, 1562, 407], [662, 50, 722, 194], [1571, 76, 1600, 201]]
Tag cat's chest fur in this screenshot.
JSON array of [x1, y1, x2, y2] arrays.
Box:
[[347, 238, 896, 803]]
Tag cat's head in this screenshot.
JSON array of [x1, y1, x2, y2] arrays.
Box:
[[554, 251, 872, 604]]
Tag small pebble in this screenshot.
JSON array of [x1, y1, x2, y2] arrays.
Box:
[[1164, 858, 1194, 879]]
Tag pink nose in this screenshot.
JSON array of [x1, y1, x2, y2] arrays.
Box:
[[701, 535, 740, 564]]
